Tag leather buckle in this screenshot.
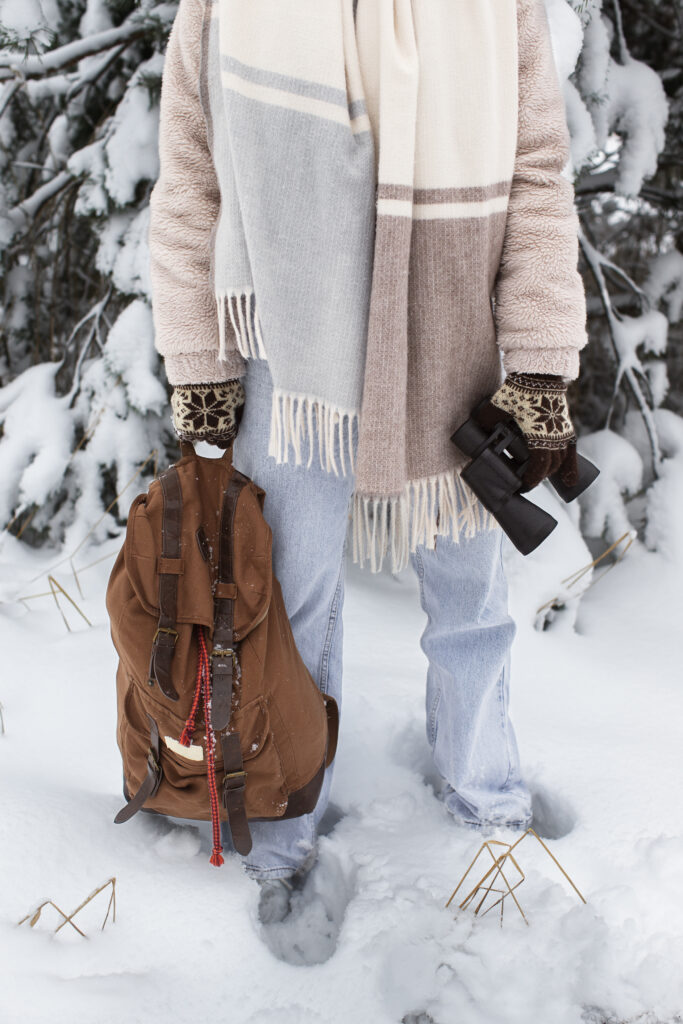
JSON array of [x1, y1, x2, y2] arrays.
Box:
[[153, 626, 179, 645], [223, 769, 246, 792]]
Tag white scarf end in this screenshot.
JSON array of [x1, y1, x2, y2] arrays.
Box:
[[268, 388, 358, 477], [351, 471, 498, 575]]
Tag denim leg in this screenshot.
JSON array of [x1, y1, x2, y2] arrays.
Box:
[[411, 528, 532, 828], [231, 358, 354, 878]]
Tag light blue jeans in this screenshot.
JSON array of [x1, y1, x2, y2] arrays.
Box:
[[231, 358, 532, 879]]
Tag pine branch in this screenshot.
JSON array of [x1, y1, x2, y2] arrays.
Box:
[[0, 8, 169, 82], [4, 169, 78, 233]]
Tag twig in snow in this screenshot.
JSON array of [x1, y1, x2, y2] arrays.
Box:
[[535, 530, 636, 628], [17, 877, 117, 936], [446, 829, 586, 926], [46, 574, 93, 630]]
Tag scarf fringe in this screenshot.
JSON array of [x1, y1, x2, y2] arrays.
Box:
[[216, 289, 267, 363], [267, 388, 496, 575], [268, 387, 358, 477], [352, 469, 498, 575]]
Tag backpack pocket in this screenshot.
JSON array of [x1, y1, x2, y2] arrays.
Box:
[[117, 671, 287, 822]]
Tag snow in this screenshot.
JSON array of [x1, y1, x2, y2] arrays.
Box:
[[0, 363, 75, 527], [103, 55, 162, 208], [645, 250, 683, 325], [78, 0, 115, 38], [67, 142, 109, 217], [577, 430, 643, 542], [102, 299, 166, 415], [571, 1, 669, 194], [1, 499, 682, 1023], [600, 56, 669, 197], [0, 0, 681, 1016], [546, 0, 584, 84], [0, 0, 60, 36], [95, 208, 153, 299], [612, 309, 670, 377]]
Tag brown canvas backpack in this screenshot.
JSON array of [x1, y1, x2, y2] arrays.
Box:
[[105, 442, 338, 864]]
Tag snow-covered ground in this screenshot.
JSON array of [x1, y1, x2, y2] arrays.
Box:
[[1, 505, 682, 1024]]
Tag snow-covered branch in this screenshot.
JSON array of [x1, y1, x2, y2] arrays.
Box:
[[579, 230, 664, 473], [0, 10, 168, 82], [3, 169, 76, 234]]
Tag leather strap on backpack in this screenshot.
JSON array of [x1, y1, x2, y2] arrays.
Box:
[[212, 468, 252, 856], [114, 714, 162, 824], [148, 467, 182, 701]]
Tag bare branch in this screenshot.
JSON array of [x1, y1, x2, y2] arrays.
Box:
[[579, 230, 663, 473]]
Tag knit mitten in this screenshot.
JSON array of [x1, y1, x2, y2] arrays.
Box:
[[170, 378, 245, 449], [473, 373, 578, 490]]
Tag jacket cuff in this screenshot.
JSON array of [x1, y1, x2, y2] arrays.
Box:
[[163, 348, 247, 386], [502, 347, 580, 381]]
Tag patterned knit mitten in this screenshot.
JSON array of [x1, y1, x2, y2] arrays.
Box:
[[473, 373, 578, 490], [170, 379, 245, 449]]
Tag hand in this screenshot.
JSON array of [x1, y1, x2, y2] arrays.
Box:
[[472, 373, 578, 491], [170, 378, 245, 449]]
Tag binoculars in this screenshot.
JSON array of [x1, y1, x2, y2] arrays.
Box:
[[450, 405, 600, 555]]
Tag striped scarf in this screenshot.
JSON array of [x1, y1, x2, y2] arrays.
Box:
[[206, 0, 550, 571]]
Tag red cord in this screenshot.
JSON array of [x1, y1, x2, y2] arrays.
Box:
[[177, 624, 224, 867], [198, 625, 224, 867], [178, 634, 203, 747]]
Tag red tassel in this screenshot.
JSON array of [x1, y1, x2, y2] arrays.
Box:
[[198, 625, 224, 868], [176, 625, 226, 867]]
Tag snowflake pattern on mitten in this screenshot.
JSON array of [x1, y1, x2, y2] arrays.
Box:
[[170, 379, 245, 448], [489, 373, 575, 451]]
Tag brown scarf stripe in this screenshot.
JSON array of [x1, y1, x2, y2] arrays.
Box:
[[377, 182, 512, 204]]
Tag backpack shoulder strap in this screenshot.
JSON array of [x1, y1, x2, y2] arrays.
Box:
[[148, 465, 182, 701], [211, 468, 252, 855]]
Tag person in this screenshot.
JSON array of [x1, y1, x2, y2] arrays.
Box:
[[148, 0, 587, 918]]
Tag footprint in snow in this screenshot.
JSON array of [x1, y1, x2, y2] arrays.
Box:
[[389, 722, 579, 842], [528, 781, 576, 840], [256, 843, 356, 967], [153, 822, 202, 861]]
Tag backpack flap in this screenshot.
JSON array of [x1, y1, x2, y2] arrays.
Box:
[[122, 456, 272, 639]]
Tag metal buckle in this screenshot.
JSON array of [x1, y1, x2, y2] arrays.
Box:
[[210, 647, 237, 667], [153, 626, 179, 645]]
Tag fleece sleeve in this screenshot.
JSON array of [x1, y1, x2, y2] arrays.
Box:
[[492, 0, 588, 381], [148, 0, 245, 386]]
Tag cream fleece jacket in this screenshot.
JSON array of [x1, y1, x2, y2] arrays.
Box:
[[148, 0, 587, 387]]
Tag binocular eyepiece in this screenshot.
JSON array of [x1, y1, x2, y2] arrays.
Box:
[[450, 406, 599, 556]]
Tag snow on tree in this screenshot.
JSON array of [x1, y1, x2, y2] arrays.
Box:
[[0, 0, 681, 563], [0, 0, 174, 547]]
